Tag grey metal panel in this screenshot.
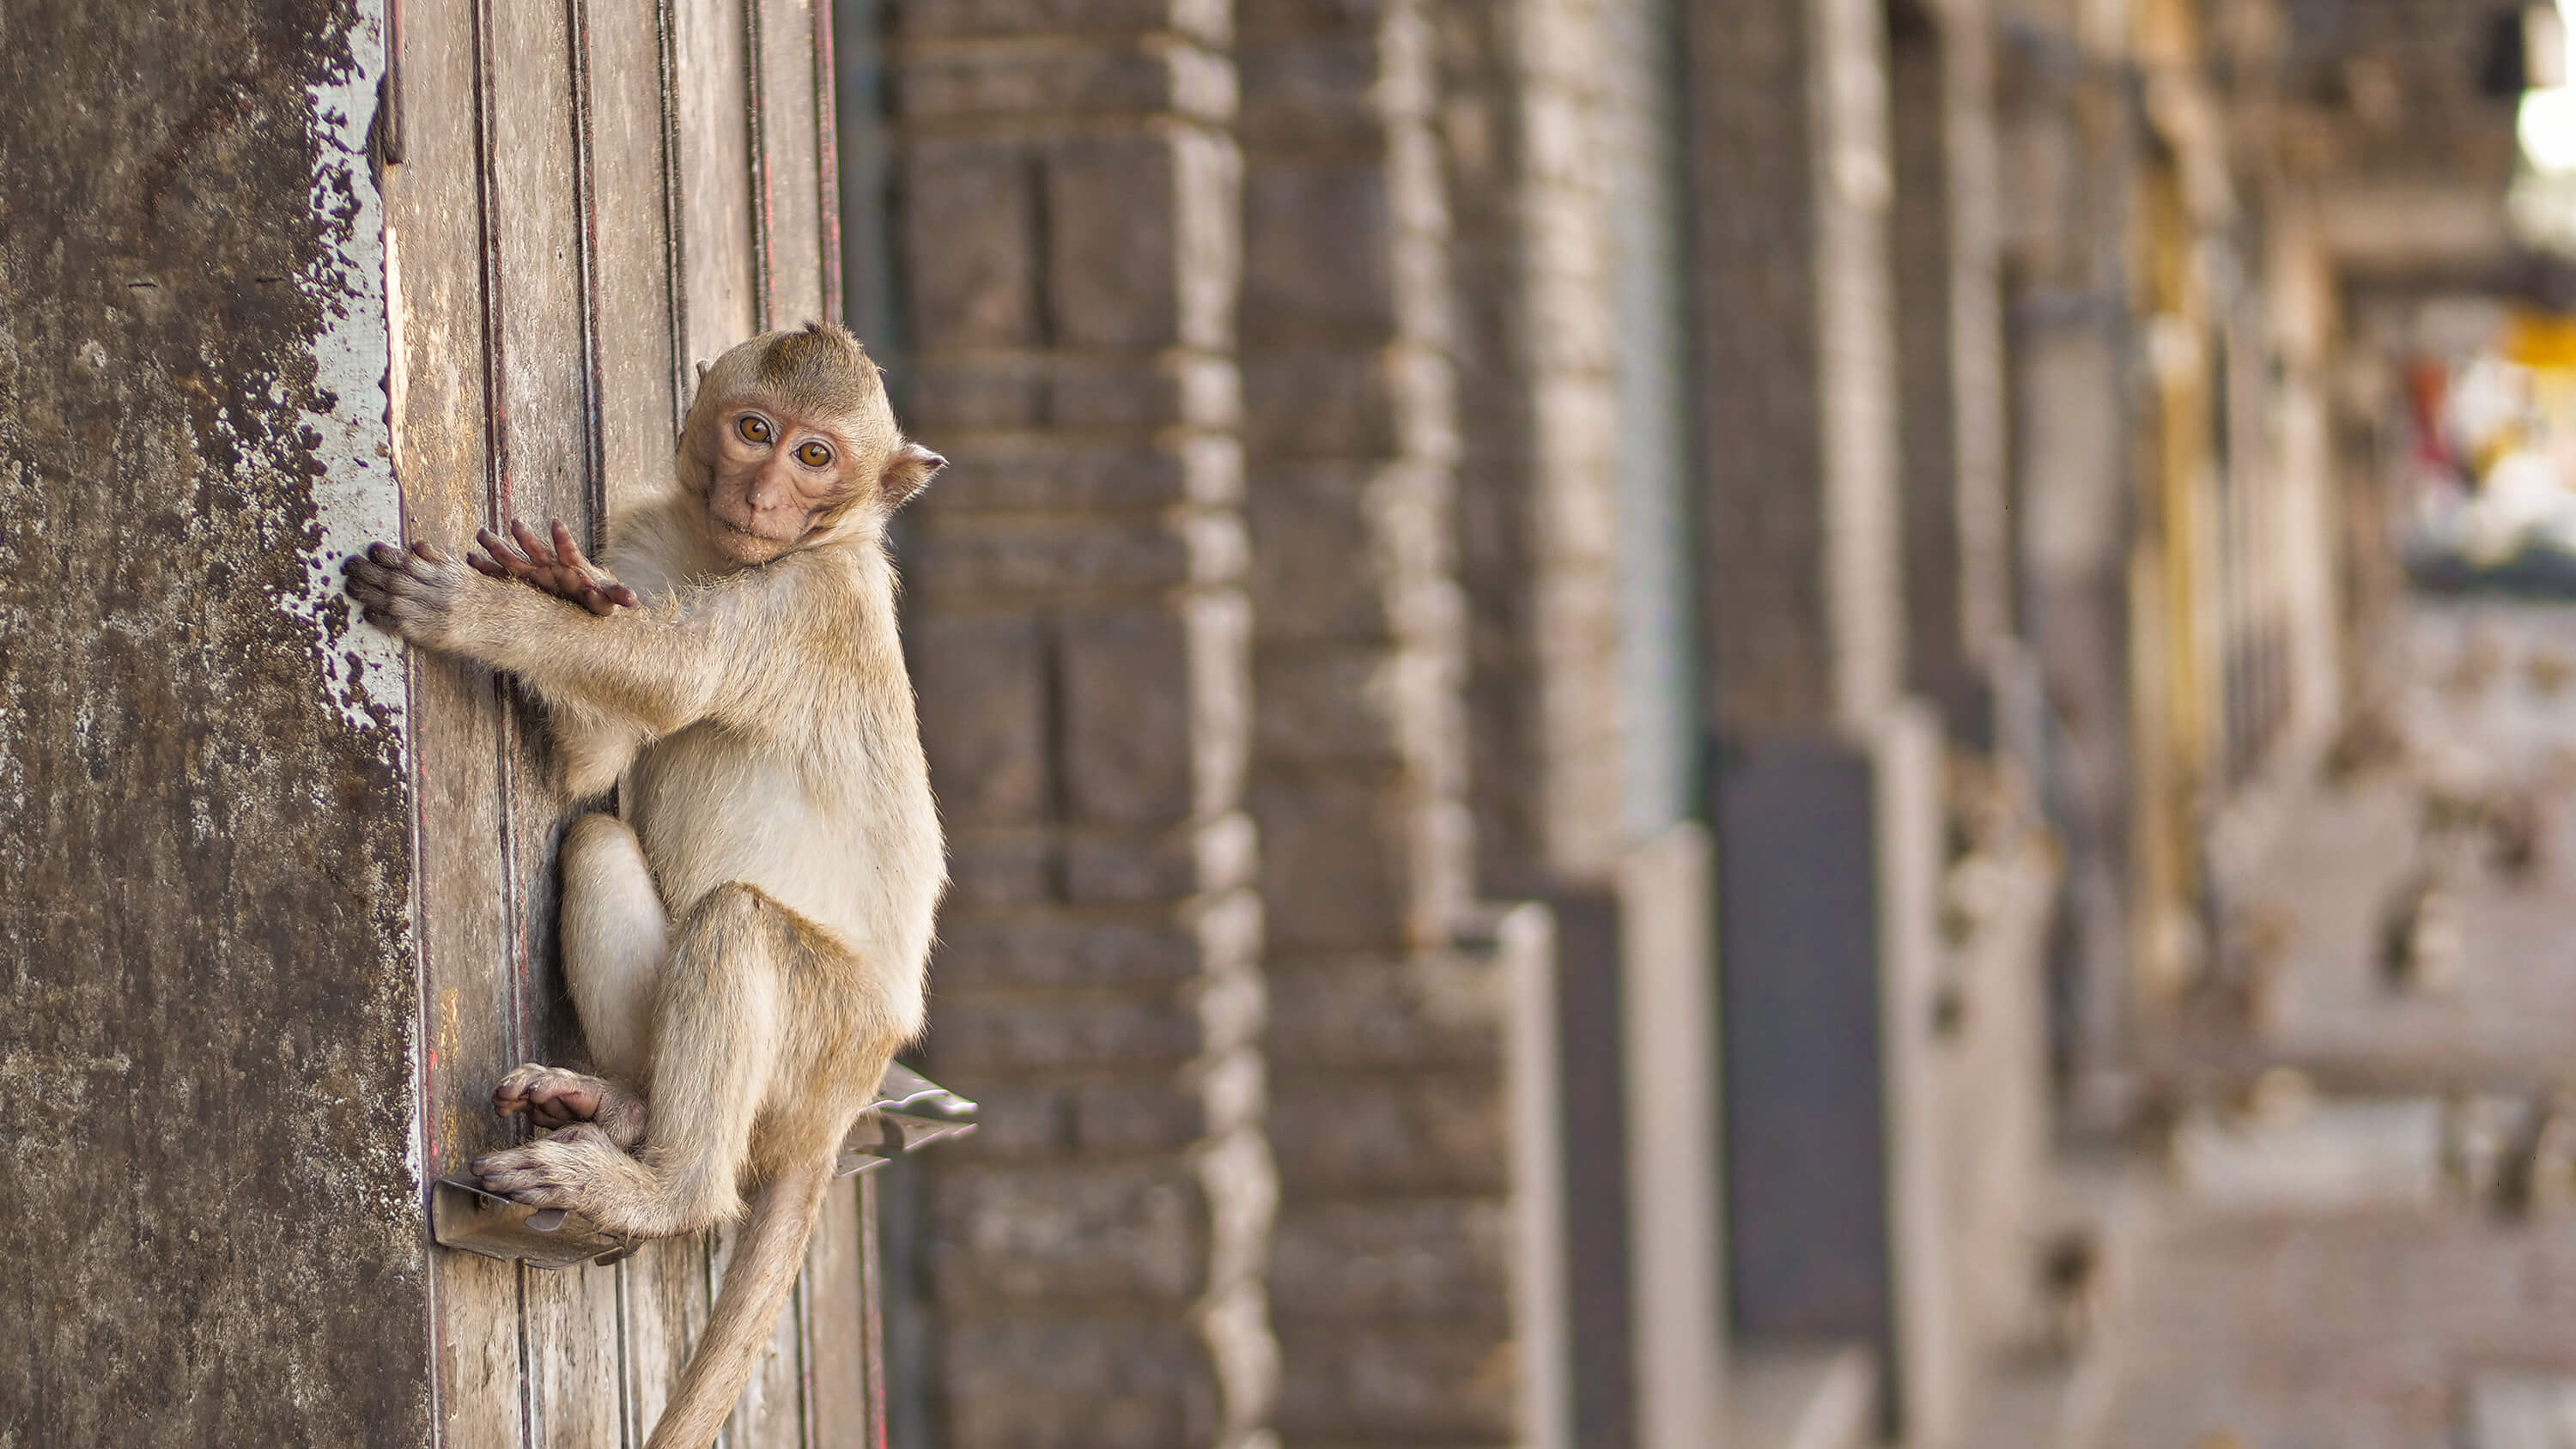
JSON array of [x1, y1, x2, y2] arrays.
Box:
[[1549, 888, 1640, 1449], [1713, 735, 1895, 1351]]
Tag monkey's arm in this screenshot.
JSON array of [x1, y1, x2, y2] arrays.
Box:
[[343, 540, 795, 736]]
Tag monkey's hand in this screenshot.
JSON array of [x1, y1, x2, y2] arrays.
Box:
[[343, 540, 476, 648], [470, 518, 641, 616]]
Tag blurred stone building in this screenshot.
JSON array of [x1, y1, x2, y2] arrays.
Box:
[[854, 0, 2511, 1445], [0, 0, 2516, 1444]]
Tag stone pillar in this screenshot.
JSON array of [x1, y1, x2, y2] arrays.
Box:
[[1440, 1, 1728, 1445], [1889, 0, 2014, 746], [1995, 27, 2140, 1106], [1442, 0, 1628, 896], [886, 6, 1280, 1445], [1682, 0, 1965, 1440], [1237, 0, 1571, 1441]]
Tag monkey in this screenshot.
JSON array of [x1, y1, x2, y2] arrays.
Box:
[[343, 322, 946, 1449]]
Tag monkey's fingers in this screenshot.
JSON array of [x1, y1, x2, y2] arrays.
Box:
[[550, 518, 588, 569], [509, 518, 562, 567], [475, 525, 532, 569], [344, 550, 427, 599], [574, 579, 642, 615]]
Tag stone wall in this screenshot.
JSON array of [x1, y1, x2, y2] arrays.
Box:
[[884, 2, 1280, 1443], [1441, 0, 1628, 894], [1234, 1, 1564, 1442]]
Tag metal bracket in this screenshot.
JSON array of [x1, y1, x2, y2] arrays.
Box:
[[430, 1064, 977, 1269]]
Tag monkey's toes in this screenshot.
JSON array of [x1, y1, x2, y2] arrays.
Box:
[[492, 1064, 648, 1147], [472, 1125, 614, 1209], [473, 1151, 580, 1210]]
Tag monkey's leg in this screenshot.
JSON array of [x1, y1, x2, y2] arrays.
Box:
[[475, 882, 788, 1239], [561, 812, 668, 1083], [483, 813, 664, 1146]]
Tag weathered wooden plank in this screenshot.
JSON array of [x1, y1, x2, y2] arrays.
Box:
[[586, 0, 709, 1440], [754, 0, 825, 329], [673, 0, 760, 360], [484, 0, 627, 1436], [389, 0, 531, 1440], [591, 0, 687, 488], [709, 1217, 812, 1449], [805, 1177, 875, 1448], [625, 1234, 720, 1440]]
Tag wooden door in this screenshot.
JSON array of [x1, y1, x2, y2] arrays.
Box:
[[382, 0, 878, 1442]]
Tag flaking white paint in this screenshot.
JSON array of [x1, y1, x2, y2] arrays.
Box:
[[289, 0, 410, 742]]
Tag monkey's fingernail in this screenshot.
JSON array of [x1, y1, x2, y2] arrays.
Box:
[[368, 542, 404, 565]]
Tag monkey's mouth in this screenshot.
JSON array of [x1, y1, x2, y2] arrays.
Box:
[[710, 517, 792, 553]]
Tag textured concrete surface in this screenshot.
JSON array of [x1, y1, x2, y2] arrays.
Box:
[[0, 0, 427, 1441]]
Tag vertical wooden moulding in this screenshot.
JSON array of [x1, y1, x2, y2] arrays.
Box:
[[484, 0, 628, 1434], [391, 0, 526, 1439], [755, 0, 825, 328], [674, 0, 759, 361], [713, 1215, 817, 1447], [803, 1177, 876, 1448], [811, 0, 841, 325], [591, 0, 710, 1434]]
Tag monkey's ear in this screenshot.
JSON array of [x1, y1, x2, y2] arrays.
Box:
[[694, 360, 711, 385], [883, 443, 946, 508]]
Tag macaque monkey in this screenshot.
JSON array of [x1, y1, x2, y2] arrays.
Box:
[[343, 322, 945, 1449]]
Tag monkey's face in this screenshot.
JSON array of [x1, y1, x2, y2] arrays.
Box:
[[694, 396, 863, 565]]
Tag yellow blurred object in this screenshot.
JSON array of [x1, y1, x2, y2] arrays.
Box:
[[2504, 308, 2576, 372]]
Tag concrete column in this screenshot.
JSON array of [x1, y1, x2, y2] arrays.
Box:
[[1681, 0, 1965, 1440], [0, 2, 426, 1439], [887, 5, 1279, 1444], [1237, 0, 1570, 1441]]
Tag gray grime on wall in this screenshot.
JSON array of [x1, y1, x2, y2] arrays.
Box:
[[0, 0, 428, 1442]]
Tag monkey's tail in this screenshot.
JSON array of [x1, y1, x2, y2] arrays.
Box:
[[643, 1153, 835, 1449]]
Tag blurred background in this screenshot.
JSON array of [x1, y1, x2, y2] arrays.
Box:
[[856, 0, 2576, 1444]]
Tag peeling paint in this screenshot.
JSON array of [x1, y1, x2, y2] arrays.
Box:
[[289, 0, 410, 739]]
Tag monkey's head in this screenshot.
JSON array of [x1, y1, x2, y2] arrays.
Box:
[[677, 323, 945, 567]]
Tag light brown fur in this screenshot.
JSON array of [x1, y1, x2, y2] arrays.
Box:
[[345, 322, 945, 1449]]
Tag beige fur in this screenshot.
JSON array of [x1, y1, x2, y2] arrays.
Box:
[[345, 322, 945, 1449]]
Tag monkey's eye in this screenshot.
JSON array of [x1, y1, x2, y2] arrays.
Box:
[[737, 415, 773, 445], [795, 441, 834, 468]]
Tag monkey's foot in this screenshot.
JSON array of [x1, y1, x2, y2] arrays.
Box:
[[471, 1122, 646, 1224], [493, 1063, 648, 1149]]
